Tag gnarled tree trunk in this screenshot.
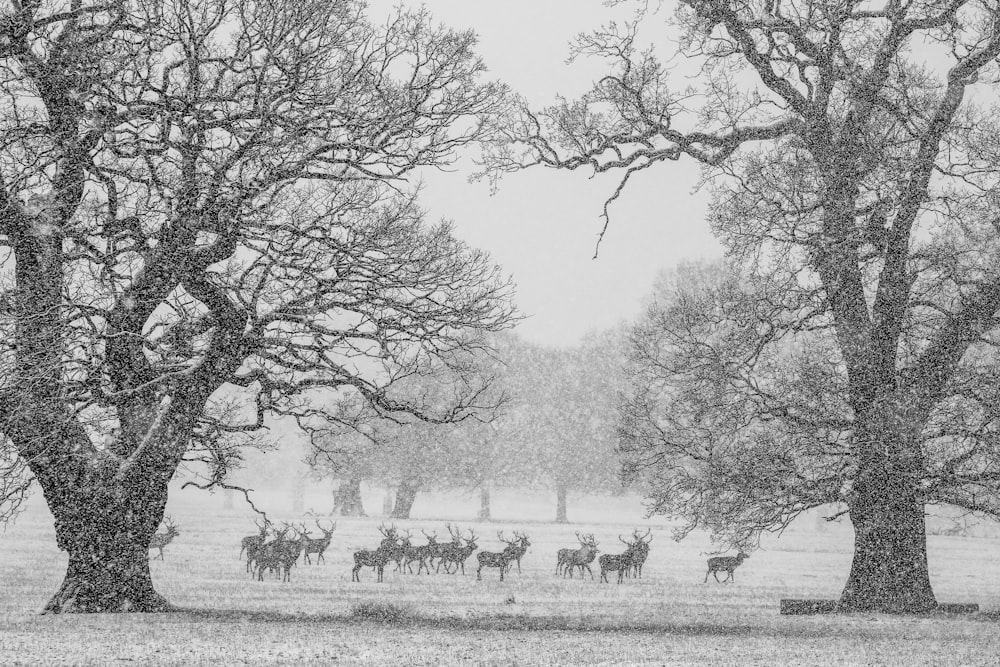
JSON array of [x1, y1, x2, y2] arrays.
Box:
[[36, 459, 174, 613], [390, 480, 420, 519]]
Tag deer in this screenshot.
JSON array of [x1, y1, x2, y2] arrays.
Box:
[[440, 529, 478, 575], [239, 518, 270, 573], [599, 535, 637, 584], [407, 530, 439, 575], [628, 528, 652, 578], [704, 551, 749, 583], [436, 524, 466, 574], [557, 532, 599, 578], [271, 525, 309, 582], [476, 531, 519, 581], [300, 520, 336, 565], [391, 529, 415, 573], [503, 531, 531, 574], [351, 524, 399, 583], [148, 516, 180, 560], [253, 523, 293, 581]]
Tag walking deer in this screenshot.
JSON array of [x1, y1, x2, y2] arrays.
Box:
[[351, 525, 399, 583], [148, 516, 180, 560], [408, 530, 439, 574], [436, 524, 466, 573], [300, 520, 336, 565], [704, 552, 749, 583], [556, 532, 599, 578], [476, 531, 519, 581], [240, 519, 270, 573]]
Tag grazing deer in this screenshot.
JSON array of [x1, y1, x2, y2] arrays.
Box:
[[240, 519, 270, 573], [599, 535, 637, 584], [351, 525, 399, 583], [300, 520, 336, 565], [704, 552, 749, 583], [504, 531, 531, 574], [557, 532, 599, 578], [476, 531, 519, 581], [628, 528, 652, 578], [440, 529, 478, 575], [148, 516, 180, 560]]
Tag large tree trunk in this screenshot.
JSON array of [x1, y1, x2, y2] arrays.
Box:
[[335, 476, 367, 517], [840, 403, 937, 613], [840, 466, 936, 612], [390, 480, 419, 519], [555, 484, 568, 523], [38, 464, 174, 614]]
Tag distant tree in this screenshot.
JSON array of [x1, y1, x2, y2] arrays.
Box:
[[486, 0, 1000, 612], [518, 331, 626, 522], [0, 0, 514, 613]]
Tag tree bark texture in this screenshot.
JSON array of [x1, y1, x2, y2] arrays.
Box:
[[38, 462, 173, 613], [390, 480, 420, 519], [335, 477, 366, 517], [839, 402, 936, 612]]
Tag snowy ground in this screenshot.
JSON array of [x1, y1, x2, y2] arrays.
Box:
[[2, 486, 1000, 665]]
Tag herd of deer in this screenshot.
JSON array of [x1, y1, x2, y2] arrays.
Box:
[[349, 524, 531, 583], [146, 517, 751, 585]]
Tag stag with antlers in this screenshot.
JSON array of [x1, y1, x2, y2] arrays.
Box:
[[251, 524, 292, 580], [476, 531, 519, 581], [628, 529, 652, 578], [239, 518, 270, 573], [299, 520, 336, 565], [599, 534, 639, 584], [556, 532, 599, 579], [351, 525, 399, 583], [435, 524, 465, 574], [503, 531, 530, 574], [439, 528, 478, 575], [406, 530, 440, 575], [148, 516, 180, 561]]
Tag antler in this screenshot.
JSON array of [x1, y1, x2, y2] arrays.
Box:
[[465, 529, 478, 543], [422, 529, 437, 541], [634, 527, 652, 543], [447, 523, 462, 541], [316, 519, 336, 534]]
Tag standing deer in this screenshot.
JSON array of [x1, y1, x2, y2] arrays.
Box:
[[436, 524, 466, 573], [240, 519, 270, 573], [476, 531, 519, 581], [300, 520, 336, 565], [599, 535, 637, 584], [250, 523, 298, 581], [704, 552, 749, 583], [628, 528, 652, 578], [351, 525, 399, 583], [504, 531, 531, 574], [408, 530, 439, 574], [148, 516, 180, 560], [556, 532, 599, 578], [440, 529, 478, 575]]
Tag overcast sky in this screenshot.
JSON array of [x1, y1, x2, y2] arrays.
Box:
[[376, 0, 724, 347]]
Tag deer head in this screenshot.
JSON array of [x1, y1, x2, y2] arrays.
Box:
[[422, 529, 438, 545], [161, 516, 179, 537], [464, 529, 478, 549], [316, 520, 336, 537]]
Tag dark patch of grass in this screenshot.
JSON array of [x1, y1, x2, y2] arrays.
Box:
[[349, 601, 412, 623]]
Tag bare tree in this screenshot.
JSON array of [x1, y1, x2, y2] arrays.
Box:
[[483, 0, 1000, 613], [0, 0, 514, 613]]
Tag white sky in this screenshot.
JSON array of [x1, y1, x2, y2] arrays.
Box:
[[376, 0, 724, 347]]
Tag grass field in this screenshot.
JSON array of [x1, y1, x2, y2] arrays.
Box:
[[2, 486, 1000, 665]]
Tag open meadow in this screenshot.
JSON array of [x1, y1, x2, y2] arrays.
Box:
[[2, 486, 1000, 665]]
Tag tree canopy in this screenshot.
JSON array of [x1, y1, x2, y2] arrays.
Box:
[[484, 0, 1000, 611]]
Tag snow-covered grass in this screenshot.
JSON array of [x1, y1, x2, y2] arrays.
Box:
[[2, 488, 1000, 665]]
